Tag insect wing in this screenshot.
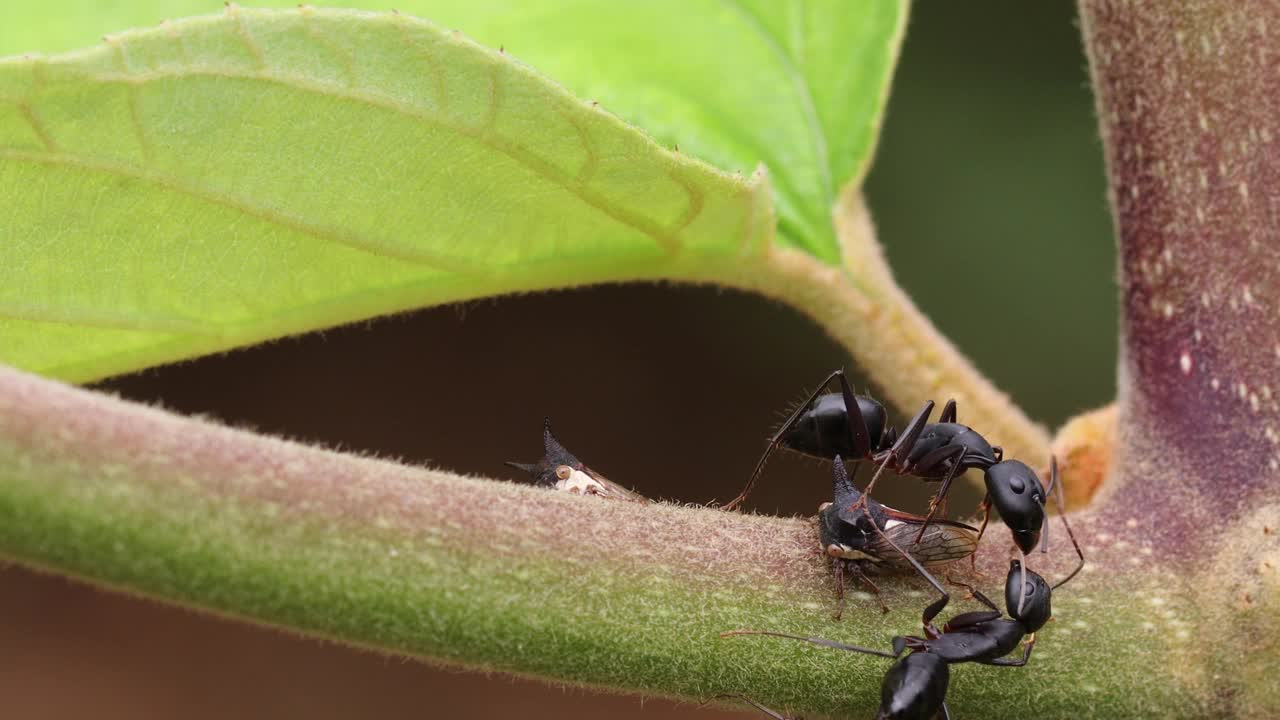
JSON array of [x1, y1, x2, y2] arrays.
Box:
[[870, 517, 978, 569], [577, 466, 651, 503]]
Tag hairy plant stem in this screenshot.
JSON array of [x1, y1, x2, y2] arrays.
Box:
[[0, 364, 1226, 718], [1078, 3, 1280, 717]]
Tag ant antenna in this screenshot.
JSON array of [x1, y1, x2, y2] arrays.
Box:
[[1045, 456, 1086, 589], [1016, 548, 1029, 617], [720, 629, 899, 658], [709, 695, 787, 720]]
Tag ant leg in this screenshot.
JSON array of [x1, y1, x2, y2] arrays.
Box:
[[908, 445, 969, 542], [935, 584, 1001, 633], [853, 452, 895, 514], [723, 370, 853, 511], [974, 497, 993, 545], [857, 501, 951, 625], [969, 496, 993, 573], [984, 633, 1036, 667], [712, 695, 792, 720], [850, 561, 890, 614], [940, 702, 953, 720], [832, 559, 847, 620], [720, 630, 900, 658], [882, 400, 935, 469], [858, 400, 935, 506], [939, 398, 957, 424], [1045, 456, 1086, 589], [945, 583, 1001, 613]]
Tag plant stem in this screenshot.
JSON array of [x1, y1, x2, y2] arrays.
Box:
[[1077, 4, 1280, 716], [0, 364, 1217, 718], [1077, 0, 1280, 512]]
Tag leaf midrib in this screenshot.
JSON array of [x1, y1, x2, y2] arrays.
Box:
[[721, 0, 833, 217]]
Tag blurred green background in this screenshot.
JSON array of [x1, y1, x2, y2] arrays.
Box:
[[0, 2, 1113, 718]]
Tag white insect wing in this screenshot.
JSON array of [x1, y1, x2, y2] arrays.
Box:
[[555, 469, 609, 496]]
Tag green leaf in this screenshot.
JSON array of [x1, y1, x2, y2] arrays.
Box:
[[2, 1, 905, 259], [393, 0, 906, 259], [0, 7, 773, 381], [0, 2, 905, 382]]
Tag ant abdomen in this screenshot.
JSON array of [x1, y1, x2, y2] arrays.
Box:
[[779, 392, 888, 460]]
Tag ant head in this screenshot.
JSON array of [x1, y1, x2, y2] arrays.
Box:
[[1005, 559, 1053, 632], [986, 460, 1047, 553], [504, 418, 584, 487]]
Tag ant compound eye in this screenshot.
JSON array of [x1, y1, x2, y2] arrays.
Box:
[[1008, 475, 1026, 493], [555, 465, 574, 481]]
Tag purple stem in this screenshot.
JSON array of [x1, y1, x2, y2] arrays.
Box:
[[1080, 1, 1280, 550]]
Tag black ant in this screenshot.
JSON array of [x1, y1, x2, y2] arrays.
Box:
[[724, 553, 1082, 718], [722, 370, 1000, 514], [504, 418, 649, 502], [758, 371, 1085, 602], [816, 456, 977, 617], [722, 463, 1086, 720]]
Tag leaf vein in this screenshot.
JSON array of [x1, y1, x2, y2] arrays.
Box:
[[227, 5, 268, 71], [13, 101, 57, 152], [0, 302, 215, 336], [109, 38, 154, 163], [70, 67, 693, 253], [299, 7, 359, 90], [391, 11, 447, 111], [721, 0, 832, 210]]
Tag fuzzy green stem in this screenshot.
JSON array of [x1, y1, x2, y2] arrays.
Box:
[[0, 364, 1214, 718]]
